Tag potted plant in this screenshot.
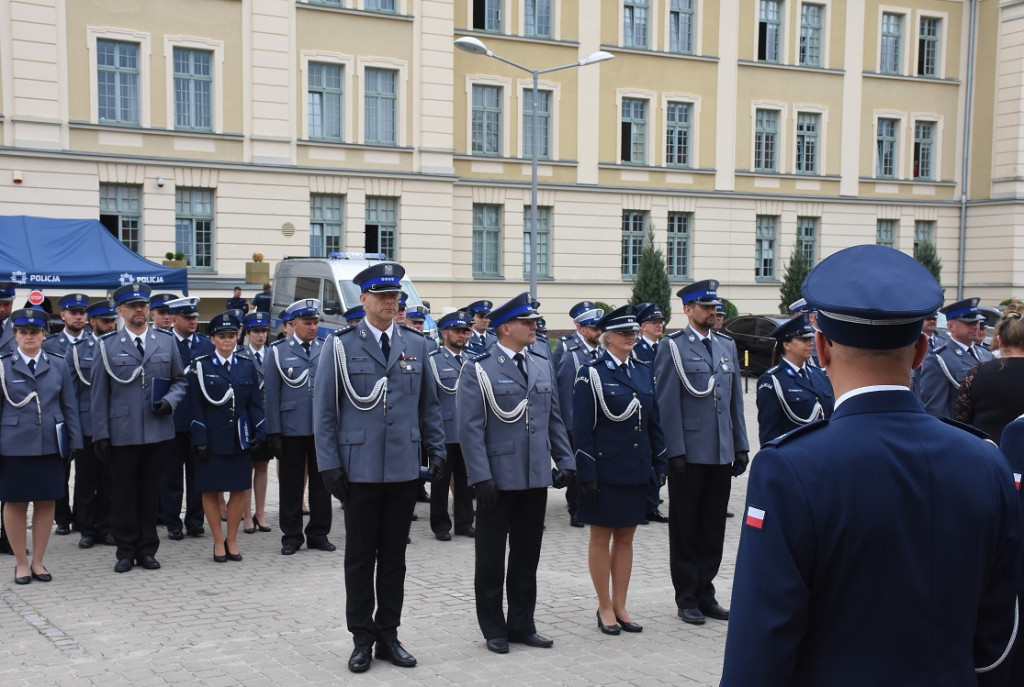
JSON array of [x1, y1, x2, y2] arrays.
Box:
[[162, 251, 187, 268], [246, 251, 270, 284]]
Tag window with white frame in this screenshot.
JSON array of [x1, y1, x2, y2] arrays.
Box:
[[621, 98, 647, 164], [754, 108, 779, 172], [175, 188, 214, 270], [624, 0, 649, 49], [918, 17, 939, 77], [365, 197, 397, 259], [310, 194, 344, 257], [172, 48, 212, 131], [99, 184, 142, 253], [755, 215, 777, 280], [473, 0, 503, 32], [795, 112, 819, 175], [97, 39, 140, 125], [364, 67, 397, 145], [524, 0, 552, 38], [876, 117, 899, 178], [472, 85, 502, 156], [758, 0, 782, 63], [523, 206, 551, 279], [876, 219, 896, 247], [666, 101, 692, 167], [913, 120, 935, 180], [523, 89, 551, 159], [914, 220, 934, 251], [366, 0, 396, 12], [669, 0, 695, 55], [880, 13, 903, 74], [310, 0, 342, 5], [799, 3, 823, 67], [796, 216, 817, 265], [308, 62, 343, 141], [621, 211, 646, 277], [473, 204, 502, 276], [667, 212, 691, 279]]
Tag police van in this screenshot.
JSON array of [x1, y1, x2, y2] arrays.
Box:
[[270, 253, 435, 338]]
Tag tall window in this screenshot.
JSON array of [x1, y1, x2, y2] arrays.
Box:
[[669, 0, 695, 54], [524, 0, 552, 38], [876, 118, 899, 178], [175, 188, 214, 270], [308, 62, 343, 141], [173, 48, 212, 131], [758, 0, 782, 63], [523, 89, 551, 159], [366, 0, 396, 12], [473, 0, 503, 32], [796, 216, 817, 265], [364, 67, 397, 145], [310, 0, 342, 5], [914, 220, 935, 251], [365, 197, 397, 259], [754, 108, 778, 172], [799, 4, 822, 67], [881, 13, 903, 74], [97, 40, 140, 124], [621, 211, 646, 277], [472, 85, 502, 156], [755, 215, 777, 280], [624, 0, 649, 48], [310, 194, 344, 257], [913, 121, 935, 180], [918, 17, 939, 77], [523, 206, 551, 279], [666, 101, 692, 167], [876, 219, 896, 247], [99, 184, 141, 253], [473, 204, 502, 277], [795, 112, 819, 174], [667, 212, 691, 279], [620, 98, 647, 164]]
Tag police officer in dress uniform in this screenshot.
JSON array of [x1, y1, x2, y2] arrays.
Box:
[[0, 282, 16, 554], [464, 300, 496, 355], [655, 279, 748, 625], [923, 309, 948, 349], [756, 315, 835, 445], [148, 293, 178, 332], [457, 292, 575, 655], [631, 302, 669, 523], [427, 310, 475, 541], [996, 416, 1024, 685], [721, 245, 1023, 687], [90, 283, 187, 573], [70, 300, 119, 549], [238, 311, 272, 533], [265, 299, 334, 555], [915, 297, 995, 418], [551, 301, 598, 369], [789, 298, 823, 369], [343, 305, 365, 325], [314, 261, 446, 673]]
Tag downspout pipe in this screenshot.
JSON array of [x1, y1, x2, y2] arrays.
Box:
[[958, 0, 978, 300]]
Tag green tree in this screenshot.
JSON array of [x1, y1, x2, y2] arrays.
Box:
[[914, 239, 942, 285], [629, 225, 673, 325], [778, 241, 812, 315]]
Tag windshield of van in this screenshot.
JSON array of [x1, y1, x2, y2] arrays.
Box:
[[337, 278, 423, 311]]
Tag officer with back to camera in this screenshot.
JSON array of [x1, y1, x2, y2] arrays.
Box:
[[314, 261, 446, 673], [721, 245, 1023, 687]]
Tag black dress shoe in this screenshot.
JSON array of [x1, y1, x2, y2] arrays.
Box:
[[348, 644, 373, 673], [225, 545, 242, 562], [114, 558, 133, 573], [307, 538, 336, 552], [679, 608, 705, 625], [646, 509, 669, 523], [186, 527, 205, 537], [435, 531, 452, 541], [700, 602, 730, 620], [569, 515, 584, 528], [78, 535, 95, 549], [485, 637, 509, 654], [509, 632, 554, 648], [596, 610, 620, 635], [410, 512, 419, 521], [55, 524, 71, 535], [138, 554, 161, 570], [14, 567, 30, 585], [31, 567, 52, 582], [375, 639, 417, 667], [281, 542, 299, 555], [103, 534, 116, 546], [454, 526, 476, 538], [168, 530, 184, 541], [213, 547, 227, 563], [616, 617, 643, 633]]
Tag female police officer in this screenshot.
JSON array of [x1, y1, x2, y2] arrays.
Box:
[[572, 304, 666, 635]]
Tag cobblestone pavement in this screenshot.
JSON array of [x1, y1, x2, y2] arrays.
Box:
[[1, 383, 764, 686]]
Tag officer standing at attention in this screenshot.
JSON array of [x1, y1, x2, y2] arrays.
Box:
[[632, 302, 664, 365], [314, 262, 446, 673], [343, 305, 364, 325], [464, 300, 495, 354], [915, 297, 994, 417], [551, 301, 598, 368], [148, 294, 178, 332], [238, 311, 272, 534], [161, 297, 213, 540], [427, 310, 476, 541], [91, 283, 187, 573], [531, 316, 551, 359], [265, 299, 334, 555], [0, 283, 14, 554], [654, 279, 748, 625], [922, 310, 948, 349], [721, 245, 1023, 687], [457, 292, 575, 655]]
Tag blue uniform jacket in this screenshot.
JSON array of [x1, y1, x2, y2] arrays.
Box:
[[465, 330, 496, 356], [755, 361, 834, 445], [0, 351, 83, 457], [631, 337, 657, 365], [721, 390, 1023, 687], [916, 341, 993, 418], [187, 354, 265, 455], [173, 333, 214, 433], [571, 353, 666, 485]]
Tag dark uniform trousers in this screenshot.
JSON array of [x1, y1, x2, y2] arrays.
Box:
[[73, 438, 111, 538], [669, 464, 733, 610], [344, 479, 418, 646], [54, 461, 74, 528], [475, 488, 547, 640], [279, 435, 331, 546], [429, 442, 474, 535], [161, 432, 203, 533], [110, 440, 171, 562]]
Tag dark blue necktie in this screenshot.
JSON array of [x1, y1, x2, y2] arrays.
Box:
[[28, 358, 36, 376]]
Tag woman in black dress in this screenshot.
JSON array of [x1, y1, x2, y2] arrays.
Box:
[[955, 309, 1024, 445], [572, 305, 666, 635], [188, 312, 266, 562]]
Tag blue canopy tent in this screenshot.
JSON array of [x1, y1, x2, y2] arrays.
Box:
[[0, 215, 188, 293]]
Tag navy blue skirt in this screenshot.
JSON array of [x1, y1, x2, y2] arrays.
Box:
[[196, 452, 251, 493], [0, 453, 64, 502], [577, 482, 649, 528]]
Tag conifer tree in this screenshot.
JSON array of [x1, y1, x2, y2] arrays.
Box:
[[914, 239, 942, 285], [629, 225, 673, 325], [778, 241, 812, 315]]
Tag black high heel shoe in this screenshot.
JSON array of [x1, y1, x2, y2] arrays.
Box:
[[213, 544, 227, 563], [615, 616, 643, 633], [255, 517, 272, 533], [243, 521, 256, 535], [596, 610, 620, 635], [225, 543, 242, 562]]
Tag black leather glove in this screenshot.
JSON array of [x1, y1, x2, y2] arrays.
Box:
[[659, 473, 668, 487], [68, 449, 82, 463], [153, 399, 173, 415], [247, 438, 268, 461], [322, 467, 350, 502], [669, 455, 687, 479], [732, 451, 750, 477], [268, 434, 283, 459], [552, 468, 575, 489], [474, 479, 498, 510], [426, 455, 446, 483], [581, 481, 600, 504], [93, 438, 111, 464], [194, 444, 210, 462]]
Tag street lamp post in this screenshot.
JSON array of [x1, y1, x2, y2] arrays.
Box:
[[455, 37, 613, 301]]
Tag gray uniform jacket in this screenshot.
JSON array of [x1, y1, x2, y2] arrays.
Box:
[[0, 351, 82, 456], [313, 322, 445, 482], [457, 346, 574, 490], [916, 341, 994, 418], [0, 319, 16, 354], [556, 343, 600, 431], [42, 331, 79, 358], [68, 336, 100, 437], [90, 328, 187, 446], [263, 335, 323, 437], [654, 326, 748, 464], [427, 345, 464, 443]]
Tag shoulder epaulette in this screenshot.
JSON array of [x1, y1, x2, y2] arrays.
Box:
[[714, 332, 734, 342], [333, 325, 356, 336], [0, 351, 12, 359], [666, 330, 686, 339], [558, 334, 573, 343], [192, 353, 212, 363], [100, 330, 119, 340], [468, 350, 491, 362], [566, 343, 582, 352], [528, 347, 549, 359], [428, 348, 443, 357], [764, 364, 780, 374], [939, 416, 991, 441], [45, 352, 65, 359], [932, 344, 948, 354], [633, 357, 652, 367], [268, 337, 287, 347], [763, 418, 829, 447], [399, 323, 425, 336], [44, 332, 60, 341], [235, 352, 252, 362], [153, 328, 174, 336]]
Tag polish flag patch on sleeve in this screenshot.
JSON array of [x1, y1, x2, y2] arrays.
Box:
[[1014, 473, 1021, 492], [745, 506, 766, 530]]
